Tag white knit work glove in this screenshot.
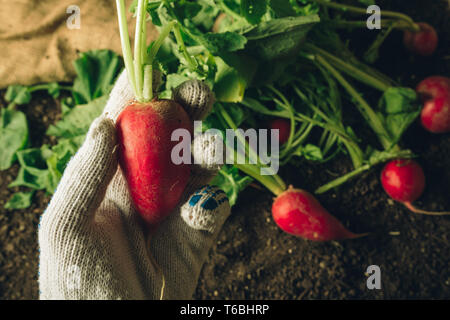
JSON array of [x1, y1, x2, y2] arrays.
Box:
[[38, 71, 230, 300]]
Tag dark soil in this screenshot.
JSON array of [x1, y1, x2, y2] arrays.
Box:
[[1, 0, 449, 300], [0, 95, 61, 299]]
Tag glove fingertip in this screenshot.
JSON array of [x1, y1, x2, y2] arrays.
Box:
[[172, 80, 214, 121], [181, 185, 230, 233], [87, 116, 116, 143]]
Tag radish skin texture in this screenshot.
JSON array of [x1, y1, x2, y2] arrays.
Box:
[[403, 22, 438, 56], [117, 99, 192, 226], [416, 76, 450, 133], [380, 159, 425, 203], [272, 188, 360, 241], [269, 118, 291, 145]]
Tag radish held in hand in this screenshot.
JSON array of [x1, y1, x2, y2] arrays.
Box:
[[403, 22, 438, 56], [380, 159, 450, 215], [114, 1, 202, 227], [416, 76, 450, 133], [272, 187, 364, 241], [117, 100, 192, 226]]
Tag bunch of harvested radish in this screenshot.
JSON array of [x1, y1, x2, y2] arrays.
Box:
[[214, 105, 362, 242], [115, 0, 192, 227]]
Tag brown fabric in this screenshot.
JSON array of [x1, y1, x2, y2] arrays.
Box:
[[0, 0, 157, 88]]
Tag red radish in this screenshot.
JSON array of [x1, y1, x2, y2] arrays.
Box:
[[380, 159, 450, 215], [114, 1, 200, 228], [272, 187, 364, 241], [403, 22, 438, 56], [381, 159, 425, 203], [416, 76, 450, 133], [269, 118, 291, 145], [117, 100, 192, 226]]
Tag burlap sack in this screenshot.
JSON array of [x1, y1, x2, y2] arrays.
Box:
[[0, 0, 156, 88]]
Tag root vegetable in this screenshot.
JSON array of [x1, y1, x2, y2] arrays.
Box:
[[269, 118, 291, 145], [416, 76, 450, 133], [272, 187, 364, 241], [117, 100, 192, 226], [115, 0, 198, 227], [380, 159, 450, 215], [403, 22, 438, 56]]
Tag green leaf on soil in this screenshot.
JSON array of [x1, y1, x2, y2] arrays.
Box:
[[0, 109, 28, 170], [5, 85, 32, 105], [46, 95, 108, 138], [71, 50, 123, 105], [9, 148, 50, 191], [8, 135, 85, 194], [4, 191, 34, 210]]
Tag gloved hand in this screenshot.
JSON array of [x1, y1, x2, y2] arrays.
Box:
[[38, 71, 230, 300]]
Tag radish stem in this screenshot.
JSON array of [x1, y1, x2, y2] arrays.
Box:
[[116, 0, 137, 97], [236, 164, 285, 196], [134, 0, 147, 101], [217, 103, 261, 167], [294, 85, 364, 168], [326, 19, 417, 31], [172, 24, 199, 73], [364, 21, 397, 62], [143, 64, 153, 101], [28, 84, 73, 93], [241, 97, 359, 149], [267, 85, 296, 159], [147, 21, 177, 65], [316, 164, 371, 194], [316, 149, 415, 193], [292, 84, 365, 167], [314, 54, 393, 150], [313, 0, 419, 31], [215, 104, 287, 196], [116, 1, 187, 102], [305, 44, 391, 91]]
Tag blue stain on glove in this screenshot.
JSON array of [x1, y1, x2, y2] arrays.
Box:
[[188, 186, 227, 211]]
